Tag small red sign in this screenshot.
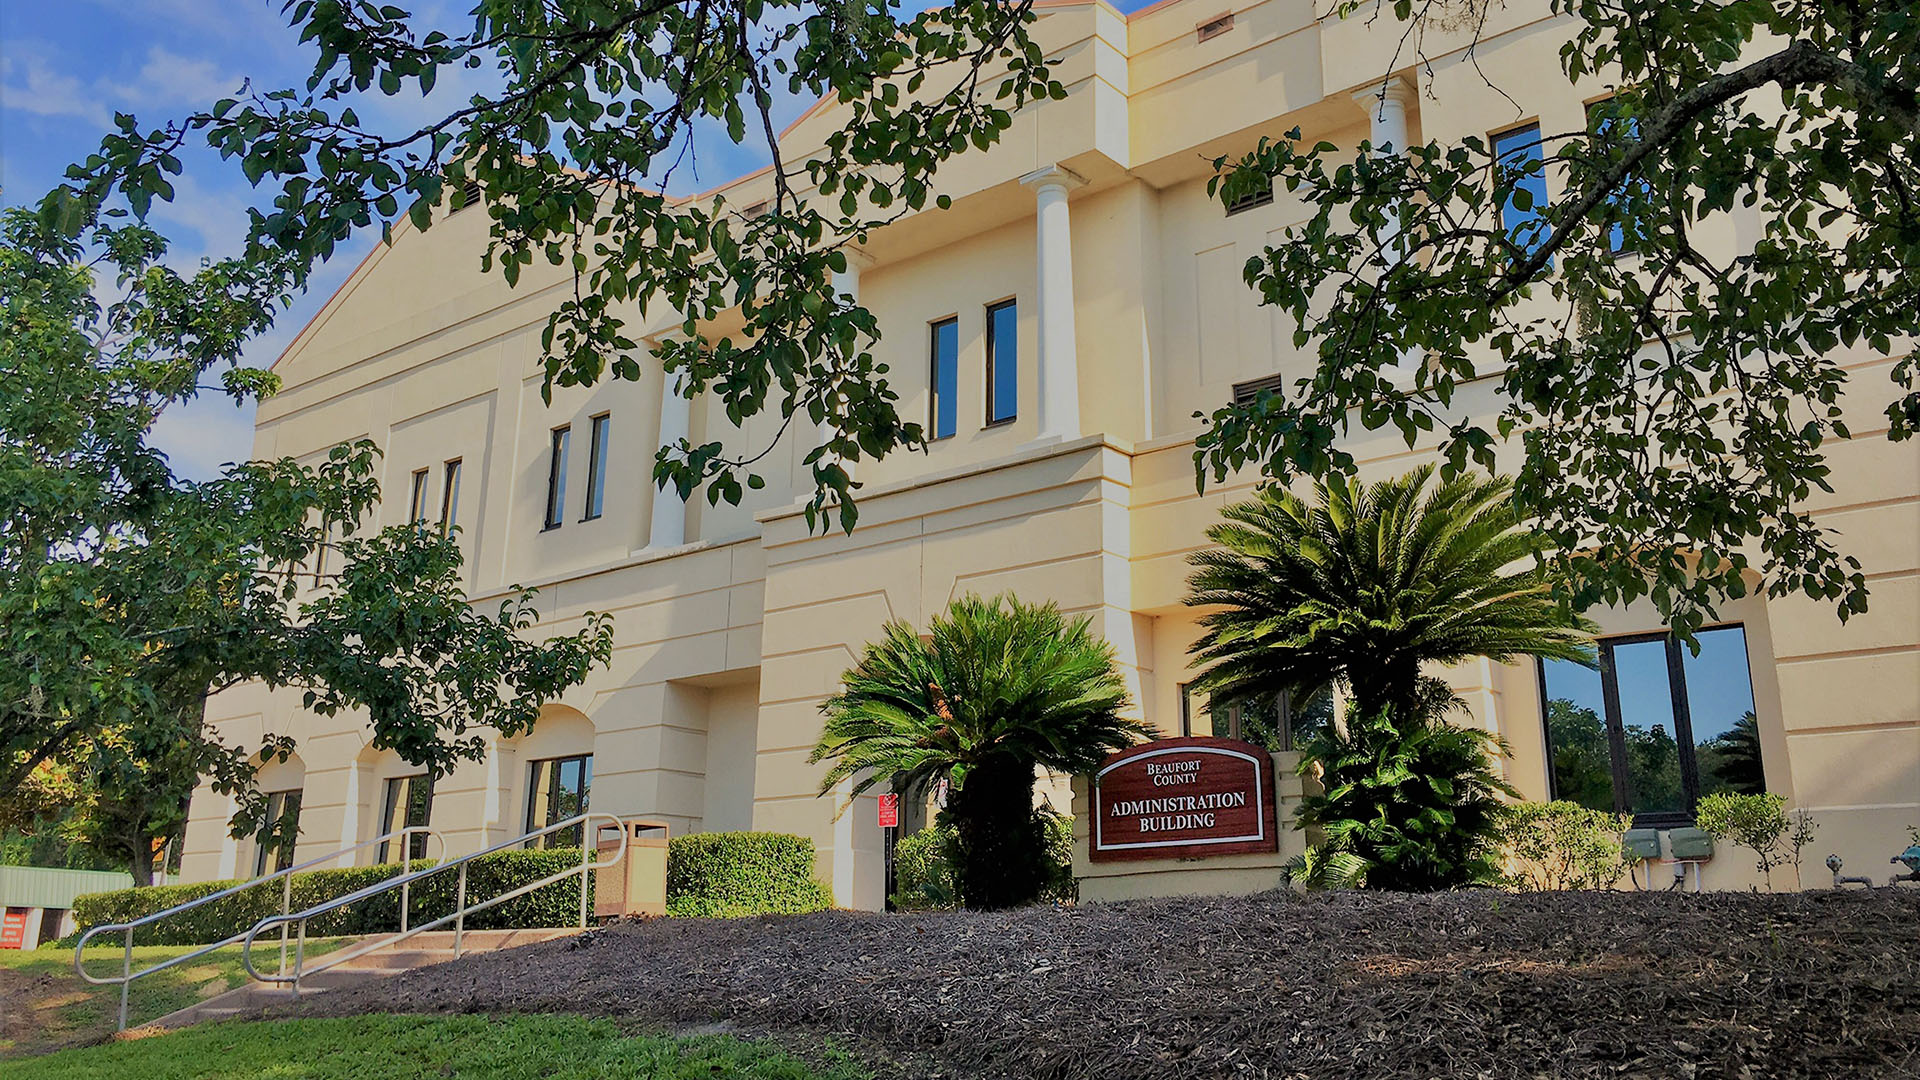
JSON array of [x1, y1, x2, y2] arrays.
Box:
[[877, 793, 901, 829], [1, 909, 28, 950]]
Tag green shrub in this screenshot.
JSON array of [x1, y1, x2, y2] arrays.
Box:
[[890, 815, 1074, 911], [1694, 791, 1816, 889], [1499, 801, 1633, 891], [71, 849, 598, 946], [1287, 700, 1516, 891], [665, 832, 834, 917], [891, 826, 959, 911]]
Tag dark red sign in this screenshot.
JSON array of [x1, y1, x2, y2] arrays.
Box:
[[1090, 737, 1278, 862], [876, 793, 900, 829]]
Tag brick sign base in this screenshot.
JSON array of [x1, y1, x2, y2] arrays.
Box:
[[1090, 737, 1279, 862]]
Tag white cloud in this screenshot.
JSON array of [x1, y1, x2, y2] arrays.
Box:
[[149, 392, 260, 482], [149, 173, 256, 262], [0, 54, 110, 126], [105, 46, 247, 109]]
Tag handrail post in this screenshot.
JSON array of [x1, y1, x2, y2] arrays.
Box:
[[278, 869, 293, 978], [454, 861, 468, 958], [578, 839, 591, 929], [118, 927, 132, 1032], [293, 921, 307, 997], [400, 830, 411, 935]]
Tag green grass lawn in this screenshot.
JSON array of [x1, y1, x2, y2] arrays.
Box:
[[5, 1015, 871, 1079], [0, 939, 343, 1059]]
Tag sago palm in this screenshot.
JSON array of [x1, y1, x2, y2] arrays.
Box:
[[810, 594, 1147, 910], [1185, 465, 1594, 724]]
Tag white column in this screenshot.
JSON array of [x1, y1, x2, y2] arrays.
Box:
[[1353, 77, 1415, 264], [1354, 78, 1419, 383], [1020, 164, 1086, 442], [649, 365, 693, 549]]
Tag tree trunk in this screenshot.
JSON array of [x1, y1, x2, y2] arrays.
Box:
[[948, 755, 1046, 910], [127, 843, 154, 887]]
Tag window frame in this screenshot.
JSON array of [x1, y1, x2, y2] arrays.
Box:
[[543, 425, 571, 530], [928, 316, 960, 441], [524, 753, 593, 848], [1178, 683, 1326, 752], [408, 468, 431, 524], [1538, 623, 1761, 827], [253, 789, 303, 877], [438, 458, 462, 537], [1584, 95, 1648, 255], [376, 773, 435, 863], [582, 413, 611, 521], [1490, 119, 1551, 262], [984, 298, 1018, 427]]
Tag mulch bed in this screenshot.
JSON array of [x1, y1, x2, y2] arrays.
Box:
[[281, 889, 1920, 1079]]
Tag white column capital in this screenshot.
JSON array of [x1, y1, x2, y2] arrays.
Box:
[[832, 244, 876, 272], [1019, 163, 1087, 195], [1352, 76, 1416, 117]]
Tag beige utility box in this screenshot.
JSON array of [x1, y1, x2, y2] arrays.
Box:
[[594, 818, 670, 918]]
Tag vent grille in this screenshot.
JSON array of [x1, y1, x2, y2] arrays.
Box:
[[1225, 182, 1275, 216], [1232, 373, 1285, 405], [452, 178, 483, 213], [1197, 12, 1234, 42], [742, 200, 770, 218]]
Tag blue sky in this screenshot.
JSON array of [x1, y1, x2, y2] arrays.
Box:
[[1, 0, 999, 480]]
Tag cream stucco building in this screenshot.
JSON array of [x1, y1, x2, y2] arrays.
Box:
[[178, 0, 1920, 903]]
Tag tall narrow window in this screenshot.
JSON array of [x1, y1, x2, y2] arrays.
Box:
[[985, 300, 1018, 426], [438, 459, 462, 537], [311, 518, 330, 586], [1540, 624, 1762, 824], [1587, 99, 1648, 253], [1492, 122, 1549, 260], [929, 317, 959, 440], [525, 754, 592, 848], [583, 414, 610, 521], [408, 468, 431, 524], [253, 789, 303, 877], [544, 426, 570, 530], [377, 774, 435, 863]]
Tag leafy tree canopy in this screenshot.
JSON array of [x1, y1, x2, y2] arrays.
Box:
[[1202, 0, 1920, 635], [42, 0, 1058, 533], [41, 0, 1912, 634], [0, 209, 613, 880]]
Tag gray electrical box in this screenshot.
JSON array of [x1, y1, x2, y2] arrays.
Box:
[[1668, 827, 1714, 860], [1623, 828, 1662, 860]]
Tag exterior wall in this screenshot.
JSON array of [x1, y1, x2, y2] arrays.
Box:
[[177, 0, 1919, 903]]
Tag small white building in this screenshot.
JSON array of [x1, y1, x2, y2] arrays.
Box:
[[0, 867, 135, 950]]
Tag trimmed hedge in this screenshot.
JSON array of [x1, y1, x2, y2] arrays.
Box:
[[71, 849, 598, 947], [665, 832, 834, 918]]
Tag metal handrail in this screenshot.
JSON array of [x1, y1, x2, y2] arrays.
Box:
[[240, 811, 627, 994], [74, 825, 445, 1031]]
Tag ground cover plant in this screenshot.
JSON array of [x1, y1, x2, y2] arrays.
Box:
[[286, 889, 1920, 1080], [5, 1014, 867, 1079], [0, 940, 342, 1059]]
